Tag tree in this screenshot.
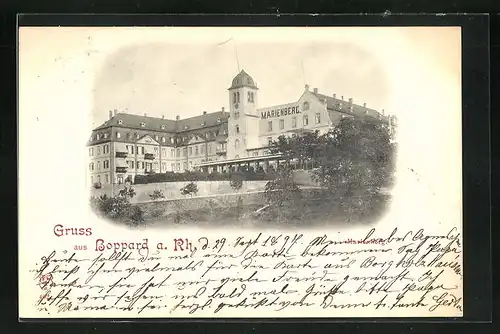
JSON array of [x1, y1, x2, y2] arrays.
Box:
[[264, 166, 302, 207], [312, 117, 396, 196], [230, 173, 244, 218], [269, 130, 322, 168]]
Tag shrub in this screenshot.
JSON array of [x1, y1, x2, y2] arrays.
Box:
[[118, 186, 136, 199], [149, 189, 165, 201], [230, 175, 244, 191], [180, 182, 199, 197], [130, 206, 145, 225], [90, 186, 146, 223], [93, 182, 102, 189]]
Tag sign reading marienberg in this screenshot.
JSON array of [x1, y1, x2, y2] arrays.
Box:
[[260, 105, 301, 119]]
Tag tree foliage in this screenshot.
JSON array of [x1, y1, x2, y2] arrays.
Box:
[[270, 117, 396, 196], [264, 166, 302, 207]]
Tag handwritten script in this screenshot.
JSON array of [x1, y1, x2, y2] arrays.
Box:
[[29, 228, 463, 317]]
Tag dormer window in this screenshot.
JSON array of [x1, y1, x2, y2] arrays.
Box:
[[136, 133, 140, 139], [162, 137, 166, 143], [118, 120, 123, 125], [217, 118, 221, 123], [104, 133, 108, 139], [96, 134, 100, 140], [201, 121, 205, 126], [170, 137, 174, 144], [140, 122, 146, 127], [155, 135, 159, 141], [161, 125, 166, 130], [184, 125, 189, 130], [339, 103, 343, 109], [116, 132, 121, 139]]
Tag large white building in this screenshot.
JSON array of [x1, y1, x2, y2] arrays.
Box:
[[87, 70, 394, 186]]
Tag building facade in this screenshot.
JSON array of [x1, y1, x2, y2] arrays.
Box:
[[87, 70, 394, 186]]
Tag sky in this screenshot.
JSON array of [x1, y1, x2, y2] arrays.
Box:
[[18, 27, 460, 127]]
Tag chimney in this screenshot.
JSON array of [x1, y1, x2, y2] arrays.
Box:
[[221, 107, 225, 112], [305, 84, 310, 91], [333, 93, 336, 99], [341, 96, 344, 100], [113, 109, 117, 116], [203, 111, 207, 115], [176, 115, 180, 121], [348, 98, 353, 104], [108, 110, 112, 120], [161, 115, 165, 119], [382, 109, 385, 116], [313, 88, 318, 94], [363, 103, 366, 108]]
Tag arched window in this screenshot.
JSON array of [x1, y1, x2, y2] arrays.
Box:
[[235, 139, 240, 149], [303, 101, 310, 110], [233, 92, 237, 104], [236, 92, 240, 103]]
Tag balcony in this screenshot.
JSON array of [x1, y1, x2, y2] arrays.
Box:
[[115, 151, 127, 158], [116, 166, 128, 173], [216, 147, 227, 155], [144, 153, 155, 160]]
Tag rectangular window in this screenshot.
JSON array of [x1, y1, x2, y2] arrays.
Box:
[[142, 161, 145, 169], [315, 113, 321, 124], [200, 145, 204, 154], [183, 162, 187, 171], [105, 174, 109, 184], [208, 144, 212, 154], [136, 161, 140, 169], [183, 148, 187, 157], [303, 115, 309, 126], [268, 121, 273, 132], [97, 161, 101, 170], [195, 146, 199, 155], [162, 148, 166, 157], [279, 119, 284, 130], [292, 117, 297, 128], [89, 148, 93, 156], [171, 149, 175, 157], [189, 147, 192, 156], [176, 149, 180, 157], [176, 163, 180, 171], [140, 147, 144, 155], [236, 125, 240, 133], [171, 163, 175, 171]]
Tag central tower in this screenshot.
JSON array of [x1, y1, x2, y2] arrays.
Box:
[[227, 70, 260, 160]]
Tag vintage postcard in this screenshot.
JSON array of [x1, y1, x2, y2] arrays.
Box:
[[18, 26, 462, 318]]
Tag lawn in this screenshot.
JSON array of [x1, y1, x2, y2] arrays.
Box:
[[134, 189, 391, 229]]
